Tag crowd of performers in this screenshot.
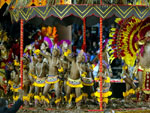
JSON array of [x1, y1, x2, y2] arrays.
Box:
[[1, 18, 150, 109], [0, 26, 113, 109]]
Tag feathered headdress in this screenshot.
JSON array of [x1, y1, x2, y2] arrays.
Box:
[[44, 36, 53, 49], [108, 16, 150, 66], [57, 40, 71, 46]]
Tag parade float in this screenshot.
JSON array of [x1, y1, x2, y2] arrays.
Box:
[[1, 0, 150, 113]]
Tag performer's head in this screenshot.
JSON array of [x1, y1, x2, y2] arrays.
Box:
[[77, 50, 85, 63], [40, 42, 47, 51], [62, 41, 69, 52], [52, 48, 59, 57], [52, 44, 60, 57]]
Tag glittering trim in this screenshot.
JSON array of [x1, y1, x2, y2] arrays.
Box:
[[66, 78, 83, 88], [33, 78, 45, 87], [45, 75, 59, 84], [82, 77, 93, 86], [143, 70, 150, 94]]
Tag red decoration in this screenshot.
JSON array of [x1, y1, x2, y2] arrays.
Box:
[[82, 18, 86, 52], [99, 17, 103, 110], [20, 19, 24, 89]]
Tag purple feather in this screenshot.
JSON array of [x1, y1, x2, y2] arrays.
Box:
[[44, 37, 53, 49], [103, 38, 108, 49], [57, 40, 71, 46]]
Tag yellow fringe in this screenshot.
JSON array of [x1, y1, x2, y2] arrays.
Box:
[[123, 89, 135, 97], [68, 94, 75, 104], [34, 95, 41, 101], [81, 72, 87, 77], [23, 96, 30, 101], [64, 96, 67, 102], [10, 86, 21, 93], [41, 95, 50, 104], [95, 91, 112, 98], [55, 98, 61, 104], [104, 77, 111, 83], [32, 82, 45, 87], [82, 82, 94, 86], [45, 79, 59, 84], [48, 94, 51, 99], [13, 95, 19, 101], [28, 93, 34, 98], [29, 73, 37, 79], [66, 81, 83, 88], [82, 93, 88, 97], [75, 95, 82, 103], [97, 98, 109, 104]]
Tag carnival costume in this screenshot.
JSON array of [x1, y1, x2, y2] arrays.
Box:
[[94, 76, 112, 104], [109, 17, 150, 100]]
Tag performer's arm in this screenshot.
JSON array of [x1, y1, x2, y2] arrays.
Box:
[[65, 55, 75, 62], [39, 51, 50, 59]]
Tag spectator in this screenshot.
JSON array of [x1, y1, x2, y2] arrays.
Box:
[[0, 89, 23, 113], [86, 31, 92, 52], [77, 30, 83, 49]]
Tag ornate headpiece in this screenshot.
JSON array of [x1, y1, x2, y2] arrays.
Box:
[[51, 44, 62, 55], [77, 49, 87, 62], [44, 36, 53, 49], [108, 17, 150, 66], [57, 40, 71, 46]]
